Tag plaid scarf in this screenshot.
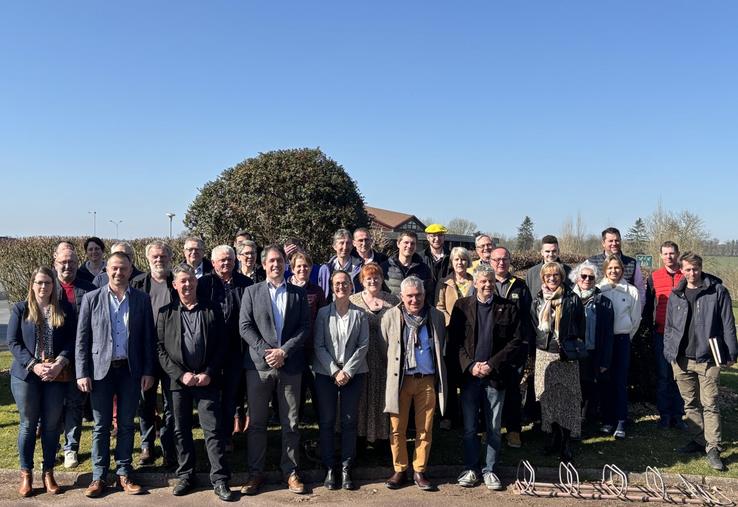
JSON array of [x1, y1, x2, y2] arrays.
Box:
[[401, 304, 428, 370]]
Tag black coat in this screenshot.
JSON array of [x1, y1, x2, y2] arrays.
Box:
[[156, 300, 226, 390], [531, 286, 586, 354], [447, 294, 526, 389]]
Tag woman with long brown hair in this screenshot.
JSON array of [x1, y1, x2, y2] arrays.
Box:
[[7, 267, 77, 497]]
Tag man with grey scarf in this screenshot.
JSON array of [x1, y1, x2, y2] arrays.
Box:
[[381, 276, 447, 491]]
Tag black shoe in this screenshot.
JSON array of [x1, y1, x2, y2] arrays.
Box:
[[342, 467, 356, 490], [678, 440, 704, 454], [707, 449, 727, 471], [214, 482, 234, 501], [324, 468, 339, 490], [172, 478, 194, 496]]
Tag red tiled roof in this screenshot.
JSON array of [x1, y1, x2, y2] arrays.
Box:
[[366, 206, 424, 230]]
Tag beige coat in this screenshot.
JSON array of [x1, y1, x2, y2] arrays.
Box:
[[435, 274, 473, 326], [381, 305, 447, 416]]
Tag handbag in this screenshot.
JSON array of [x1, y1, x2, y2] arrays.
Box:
[[559, 338, 588, 362], [43, 358, 75, 382]]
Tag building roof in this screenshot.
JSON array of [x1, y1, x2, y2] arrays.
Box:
[[366, 206, 424, 230]]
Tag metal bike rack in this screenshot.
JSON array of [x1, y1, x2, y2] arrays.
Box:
[[513, 460, 735, 505]]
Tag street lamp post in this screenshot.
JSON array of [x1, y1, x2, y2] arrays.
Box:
[[165, 213, 176, 239], [88, 211, 97, 235], [109, 219, 122, 238]]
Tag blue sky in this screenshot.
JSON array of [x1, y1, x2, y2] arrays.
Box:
[[2, 1, 737, 240]]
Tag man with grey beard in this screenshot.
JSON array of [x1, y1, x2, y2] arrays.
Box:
[[53, 243, 96, 469], [130, 241, 178, 467]]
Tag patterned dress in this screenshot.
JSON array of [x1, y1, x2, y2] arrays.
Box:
[[349, 291, 400, 442], [534, 348, 582, 438]]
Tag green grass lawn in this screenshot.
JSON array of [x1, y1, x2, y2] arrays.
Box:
[[1, 351, 736, 477]]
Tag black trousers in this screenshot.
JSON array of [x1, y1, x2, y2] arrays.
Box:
[[171, 386, 230, 485]]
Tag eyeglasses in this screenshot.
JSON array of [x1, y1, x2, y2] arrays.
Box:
[[490, 257, 509, 263], [580, 274, 595, 281], [333, 281, 351, 288], [477, 243, 494, 250], [33, 281, 53, 286]]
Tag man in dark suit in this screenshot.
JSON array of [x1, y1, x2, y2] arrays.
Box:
[[238, 245, 310, 496], [75, 251, 157, 498], [130, 240, 179, 467], [448, 264, 526, 491], [53, 244, 96, 469], [157, 264, 233, 501], [198, 244, 253, 447]]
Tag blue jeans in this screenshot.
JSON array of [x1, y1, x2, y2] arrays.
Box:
[[315, 373, 365, 468], [11, 375, 67, 470], [89, 364, 140, 480], [63, 381, 86, 451], [653, 332, 685, 420], [460, 376, 505, 473], [601, 334, 630, 425]]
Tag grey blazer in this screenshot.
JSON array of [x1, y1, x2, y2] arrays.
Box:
[[313, 302, 369, 378], [239, 281, 310, 375], [75, 285, 157, 381]]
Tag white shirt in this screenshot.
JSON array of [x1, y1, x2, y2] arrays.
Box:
[[268, 279, 288, 345]]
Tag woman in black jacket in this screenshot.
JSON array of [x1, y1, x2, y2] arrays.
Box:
[[531, 262, 585, 462], [7, 267, 77, 497]]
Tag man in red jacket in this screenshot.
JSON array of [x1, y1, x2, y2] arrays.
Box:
[[642, 241, 686, 429]]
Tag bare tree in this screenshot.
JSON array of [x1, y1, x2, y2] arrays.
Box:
[[447, 217, 478, 235]]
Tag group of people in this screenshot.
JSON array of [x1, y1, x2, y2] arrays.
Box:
[[7, 224, 737, 500]]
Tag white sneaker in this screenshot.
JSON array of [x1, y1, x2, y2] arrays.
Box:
[[64, 450, 79, 469], [457, 469, 479, 487], [483, 471, 503, 491]]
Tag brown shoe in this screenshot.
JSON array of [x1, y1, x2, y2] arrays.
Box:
[[385, 471, 407, 490], [233, 415, 244, 434], [85, 479, 107, 498], [19, 469, 33, 497], [43, 470, 61, 494], [287, 472, 306, 494], [118, 475, 144, 495], [413, 471, 435, 491], [138, 447, 154, 466], [240, 474, 264, 496]]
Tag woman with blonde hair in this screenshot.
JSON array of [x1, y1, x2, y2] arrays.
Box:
[[531, 262, 586, 462], [7, 267, 77, 496], [597, 254, 641, 439], [435, 246, 473, 430]]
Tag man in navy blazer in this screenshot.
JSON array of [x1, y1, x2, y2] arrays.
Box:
[[75, 251, 157, 498], [239, 244, 310, 496]]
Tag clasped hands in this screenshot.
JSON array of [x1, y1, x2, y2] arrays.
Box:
[[33, 361, 62, 382], [471, 361, 492, 378], [265, 348, 286, 369], [333, 369, 351, 386], [180, 372, 211, 387]]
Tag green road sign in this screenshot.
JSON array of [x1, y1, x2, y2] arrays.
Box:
[[636, 254, 653, 268]]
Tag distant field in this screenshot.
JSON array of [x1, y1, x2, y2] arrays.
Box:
[[705, 255, 738, 269]]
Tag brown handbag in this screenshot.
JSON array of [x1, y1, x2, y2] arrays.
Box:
[[43, 358, 74, 382]]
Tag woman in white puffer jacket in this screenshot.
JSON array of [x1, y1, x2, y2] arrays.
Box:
[[596, 254, 641, 440]]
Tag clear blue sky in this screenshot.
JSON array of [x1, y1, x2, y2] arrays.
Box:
[[2, 1, 737, 240]]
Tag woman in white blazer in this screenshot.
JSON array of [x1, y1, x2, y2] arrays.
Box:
[[313, 270, 369, 491], [596, 254, 642, 440]]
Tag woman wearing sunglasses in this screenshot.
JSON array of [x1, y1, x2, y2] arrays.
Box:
[[568, 261, 615, 431]]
